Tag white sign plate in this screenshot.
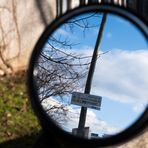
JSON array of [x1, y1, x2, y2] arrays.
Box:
[[71, 92, 102, 110]]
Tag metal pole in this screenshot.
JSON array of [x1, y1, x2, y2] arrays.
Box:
[[77, 13, 107, 137]]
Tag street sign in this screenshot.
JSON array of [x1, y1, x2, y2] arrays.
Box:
[[71, 92, 102, 110]]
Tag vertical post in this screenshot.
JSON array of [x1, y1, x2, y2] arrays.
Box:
[[56, 0, 63, 17], [59, 0, 63, 15], [77, 14, 107, 137], [137, 0, 143, 14], [67, 0, 72, 10], [80, 0, 86, 6]]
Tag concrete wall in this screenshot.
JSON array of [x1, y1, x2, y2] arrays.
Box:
[[0, 0, 56, 74]]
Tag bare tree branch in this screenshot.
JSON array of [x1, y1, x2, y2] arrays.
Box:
[[34, 12, 108, 125]]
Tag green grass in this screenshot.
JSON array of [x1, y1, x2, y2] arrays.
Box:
[[0, 73, 41, 147]]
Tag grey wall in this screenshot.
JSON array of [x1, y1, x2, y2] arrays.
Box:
[[0, 0, 56, 74]]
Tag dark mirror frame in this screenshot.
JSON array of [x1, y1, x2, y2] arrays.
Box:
[[27, 4, 148, 148]]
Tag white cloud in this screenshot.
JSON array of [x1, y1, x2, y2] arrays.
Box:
[[40, 47, 148, 138], [66, 47, 148, 112], [56, 28, 71, 37], [85, 109, 120, 135], [92, 49, 148, 112], [59, 47, 148, 113], [42, 48, 148, 113], [42, 98, 120, 137], [133, 103, 147, 113], [61, 105, 120, 136]]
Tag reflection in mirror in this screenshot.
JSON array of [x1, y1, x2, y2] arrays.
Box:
[[33, 11, 148, 139]]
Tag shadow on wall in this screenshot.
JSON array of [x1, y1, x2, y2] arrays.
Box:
[[35, 0, 55, 26]]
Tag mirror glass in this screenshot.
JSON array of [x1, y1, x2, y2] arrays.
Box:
[[33, 11, 148, 139]]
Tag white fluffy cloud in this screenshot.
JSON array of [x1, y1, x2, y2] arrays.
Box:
[[67, 48, 148, 112], [61, 106, 120, 136], [92, 49, 148, 112], [42, 98, 120, 137], [41, 48, 148, 138]]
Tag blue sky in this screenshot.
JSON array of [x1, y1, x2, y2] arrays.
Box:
[[100, 15, 147, 51], [39, 12, 148, 137]]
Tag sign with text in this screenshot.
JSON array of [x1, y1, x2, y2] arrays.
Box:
[[71, 92, 102, 110]]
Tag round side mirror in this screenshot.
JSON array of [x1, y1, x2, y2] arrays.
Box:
[[27, 4, 148, 148]]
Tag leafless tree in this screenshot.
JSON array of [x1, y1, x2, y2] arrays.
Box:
[[34, 12, 107, 124]]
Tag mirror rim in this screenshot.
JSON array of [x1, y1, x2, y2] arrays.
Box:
[[27, 3, 148, 147]]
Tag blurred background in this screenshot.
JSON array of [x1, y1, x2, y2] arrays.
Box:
[[0, 0, 147, 147]]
